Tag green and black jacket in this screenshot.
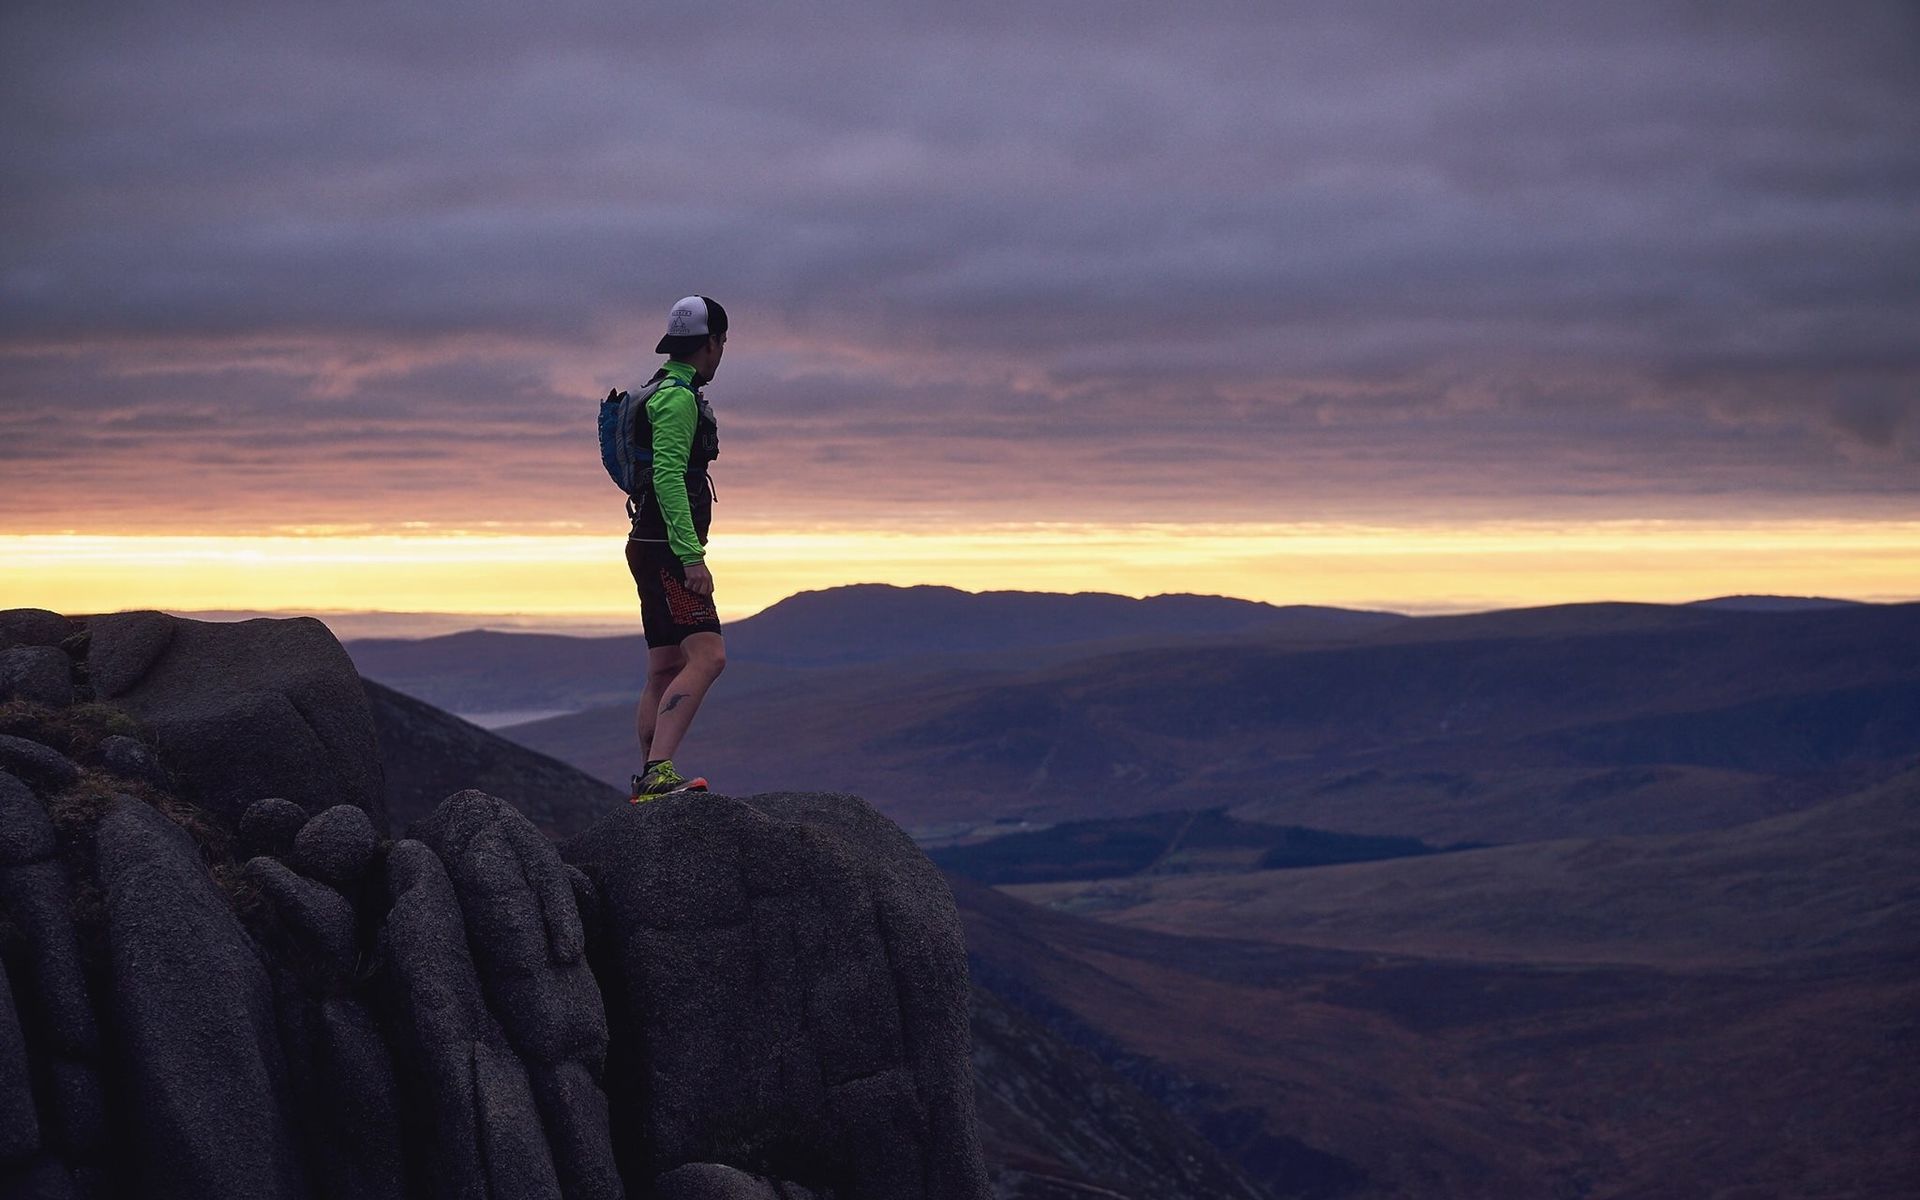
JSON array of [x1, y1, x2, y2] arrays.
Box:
[[628, 358, 719, 564]]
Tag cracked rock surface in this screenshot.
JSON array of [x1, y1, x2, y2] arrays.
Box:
[[83, 612, 387, 830], [566, 791, 986, 1200], [0, 610, 988, 1200]]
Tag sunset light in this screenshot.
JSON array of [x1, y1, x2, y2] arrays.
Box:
[[8, 519, 1916, 630], [4, 7, 1917, 1197]]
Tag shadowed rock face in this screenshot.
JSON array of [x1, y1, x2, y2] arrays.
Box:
[[0, 610, 988, 1200], [81, 612, 388, 832], [565, 792, 986, 1200], [0, 609, 76, 656], [97, 798, 307, 1200]]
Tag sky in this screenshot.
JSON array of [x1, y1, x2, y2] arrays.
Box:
[[4, 1, 1918, 624]]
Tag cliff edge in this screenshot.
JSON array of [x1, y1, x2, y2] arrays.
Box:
[[0, 608, 988, 1200]]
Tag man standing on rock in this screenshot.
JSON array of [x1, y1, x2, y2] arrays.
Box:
[[624, 296, 728, 801]]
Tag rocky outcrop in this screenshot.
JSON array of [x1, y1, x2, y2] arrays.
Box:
[[1, 772, 108, 1198], [0, 610, 988, 1200], [97, 797, 308, 1200], [0, 646, 74, 708], [0, 609, 76, 656], [81, 612, 387, 831], [567, 791, 985, 1199]]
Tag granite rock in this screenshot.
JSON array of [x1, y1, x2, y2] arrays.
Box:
[[654, 1163, 830, 1200], [0, 646, 74, 707], [94, 736, 166, 789], [0, 855, 100, 1059], [1, 771, 58, 865], [0, 955, 42, 1163], [311, 998, 405, 1200], [0, 1157, 81, 1199], [95, 798, 307, 1200], [238, 798, 308, 859], [83, 613, 386, 830], [2, 608, 988, 1200], [412, 791, 618, 1199], [77, 610, 174, 700], [564, 791, 987, 1200], [0, 609, 75, 653], [290, 803, 380, 891], [0, 738, 79, 796], [381, 838, 564, 1199], [44, 1059, 107, 1162], [242, 856, 360, 975]]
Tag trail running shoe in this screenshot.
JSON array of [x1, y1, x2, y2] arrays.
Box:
[[629, 759, 709, 803]]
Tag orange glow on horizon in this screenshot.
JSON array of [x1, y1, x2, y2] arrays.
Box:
[[4, 520, 1917, 625]]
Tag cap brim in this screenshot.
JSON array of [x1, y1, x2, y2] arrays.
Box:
[[654, 334, 674, 354]]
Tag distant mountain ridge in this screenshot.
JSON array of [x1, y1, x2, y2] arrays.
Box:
[[1687, 594, 1866, 612], [721, 584, 1404, 666], [506, 599, 1920, 843], [344, 584, 1406, 716]]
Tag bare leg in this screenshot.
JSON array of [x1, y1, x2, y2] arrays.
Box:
[[647, 632, 726, 764], [635, 644, 686, 763]]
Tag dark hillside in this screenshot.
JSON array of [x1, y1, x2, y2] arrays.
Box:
[[345, 585, 1404, 716], [347, 629, 650, 715], [1011, 765, 1920, 968], [361, 677, 623, 836], [957, 829, 1920, 1200], [345, 629, 810, 722], [932, 808, 1443, 885], [506, 601, 1920, 843], [969, 982, 1268, 1200], [1537, 678, 1920, 771]]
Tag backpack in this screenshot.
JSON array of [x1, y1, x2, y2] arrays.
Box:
[[597, 370, 674, 496]]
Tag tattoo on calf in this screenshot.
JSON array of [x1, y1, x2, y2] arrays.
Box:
[[663, 693, 688, 714]]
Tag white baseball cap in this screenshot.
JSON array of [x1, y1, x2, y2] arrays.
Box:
[[655, 295, 727, 353]]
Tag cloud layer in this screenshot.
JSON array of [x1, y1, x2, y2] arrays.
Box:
[[3, 1, 1917, 534]]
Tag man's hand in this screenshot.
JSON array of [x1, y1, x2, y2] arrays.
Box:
[[684, 561, 714, 597]]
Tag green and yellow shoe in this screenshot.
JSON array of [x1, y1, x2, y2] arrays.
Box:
[[629, 759, 710, 804]]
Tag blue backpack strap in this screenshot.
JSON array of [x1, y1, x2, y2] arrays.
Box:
[[620, 371, 669, 493], [600, 367, 673, 500]]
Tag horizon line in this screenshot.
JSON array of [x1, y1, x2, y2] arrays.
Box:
[[60, 586, 1904, 642]]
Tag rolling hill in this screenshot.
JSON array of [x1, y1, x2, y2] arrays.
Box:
[[930, 807, 1450, 885], [1008, 764, 1920, 969], [344, 584, 1406, 718], [502, 600, 1920, 843], [959, 765, 1920, 1198]]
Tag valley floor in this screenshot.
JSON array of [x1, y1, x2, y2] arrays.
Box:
[[971, 768, 1920, 1199]]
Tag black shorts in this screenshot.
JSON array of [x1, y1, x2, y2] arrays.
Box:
[[626, 539, 723, 648]]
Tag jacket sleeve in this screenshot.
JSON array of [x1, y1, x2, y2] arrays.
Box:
[[646, 383, 704, 564]]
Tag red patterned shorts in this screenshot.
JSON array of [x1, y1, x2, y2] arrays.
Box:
[[625, 539, 722, 648]]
